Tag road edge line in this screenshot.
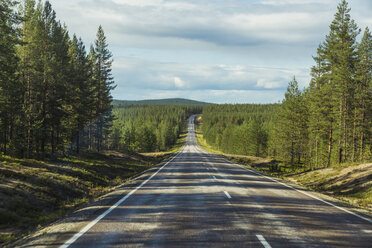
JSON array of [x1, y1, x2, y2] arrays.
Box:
[[246, 167, 372, 224], [196, 145, 372, 224], [60, 146, 185, 248], [256, 234, 272, 248]]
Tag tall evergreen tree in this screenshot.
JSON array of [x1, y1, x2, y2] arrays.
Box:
[[308, 44, 334, 167], [275, 77, 308, 165], [91, 26, 116, 151], [308, 0, 361, 166], [0, 0, 21, 154], [68, 35, 94, 153], [354, 27, 372, 161]]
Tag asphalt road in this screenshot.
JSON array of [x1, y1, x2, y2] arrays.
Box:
[[21, 115, 372, 248]]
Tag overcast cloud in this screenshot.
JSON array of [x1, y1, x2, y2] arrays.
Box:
[[48, 0, 371, 103]]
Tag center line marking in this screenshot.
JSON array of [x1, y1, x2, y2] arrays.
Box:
[[256, 234, 272, 248], [224, 191, 232, 199]]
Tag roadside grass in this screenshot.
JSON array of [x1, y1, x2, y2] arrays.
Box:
[[195, 115, 372, 212], [0, 123, 189, 245], [288, 163, 372, 210], [0, 145, 183, 245]]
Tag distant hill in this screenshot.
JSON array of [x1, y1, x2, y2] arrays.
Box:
[[113, 98, 210, 106]]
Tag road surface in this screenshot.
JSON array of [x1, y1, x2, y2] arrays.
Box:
[[20, 115, 372, 247]]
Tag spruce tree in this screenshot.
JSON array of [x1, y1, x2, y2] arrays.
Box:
[[275, 77, 307, 166], [91, 26, 116, 151], [68, 35, 94, 153]]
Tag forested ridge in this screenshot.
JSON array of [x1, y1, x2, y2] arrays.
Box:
[[201, 0, 372, 169], [113, 98, 209, 106], [111, 104, 202, 153], [0, 0, 115, 159]]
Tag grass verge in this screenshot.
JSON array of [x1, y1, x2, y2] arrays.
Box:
[[0, 145, 184, 245], [0, 120, 190, 245], [287, 163, 372, 210]]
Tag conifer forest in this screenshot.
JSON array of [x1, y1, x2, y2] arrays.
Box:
[[202, 1, 371, 169], [0, 0, 115, 159], [1, 1, 372, 246], [0, 0, 371, 170]]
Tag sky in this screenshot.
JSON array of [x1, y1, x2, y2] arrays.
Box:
[[48, 0, 371, 103]]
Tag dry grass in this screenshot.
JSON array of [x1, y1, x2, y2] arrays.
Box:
[[288, 163, 372, 210], [0, 151, 172, 245], [0, 126, 189, 245]]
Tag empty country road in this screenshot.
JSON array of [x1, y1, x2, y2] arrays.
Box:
[[20, 115, 371, 248]]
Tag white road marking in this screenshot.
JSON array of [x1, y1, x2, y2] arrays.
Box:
[[224, 191, 232, 199], [256, 234, 272, 248], [60, 148, 184, 248], [245, 168, 372, 224], [206, 153, 372, 224], [198, 144, 372, 224], [213, 176, 217, 180]]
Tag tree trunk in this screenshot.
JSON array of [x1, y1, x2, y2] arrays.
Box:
[[327, 127, 333, 167], [359, 111, 365, 161], [76, 132, 80, 154], [290, 141, 294, 165], [351, 108, 357, 162]]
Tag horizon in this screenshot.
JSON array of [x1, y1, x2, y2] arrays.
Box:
[[113, 97, 281, 105]]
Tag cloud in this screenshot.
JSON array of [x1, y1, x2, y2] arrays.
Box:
[[111, 56, 310, 102], [174, 77, 186, 88], [50, 0, 335, 47], [261, 0, 333, 5], [46, 0, 372, 103], [112, 0, 162, 7]]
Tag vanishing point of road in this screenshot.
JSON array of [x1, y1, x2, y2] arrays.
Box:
[[20, 115, 372, 248]]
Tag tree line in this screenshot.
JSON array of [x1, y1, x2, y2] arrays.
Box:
[[111, 104, 202, 153], [0, 0, 115, 159], [201, 1, 371, 169], [201, 104, 279, 157], [274, 0, 371, 169]]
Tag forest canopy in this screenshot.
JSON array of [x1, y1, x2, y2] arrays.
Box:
[[0, 0, 115, 158]]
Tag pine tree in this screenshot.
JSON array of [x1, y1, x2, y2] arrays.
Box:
[[354, 27, 372, 161], [308, 0, 361, 166], [326, 0, 360, 163], [0, 0, 21, 154], [275, 77, 307, 166], [68, 35, 94, 153], [91, 26, 116, 151], [308, 44, 334, 167], [247, 119, 268, 157], [18, 0, 41, 157]]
